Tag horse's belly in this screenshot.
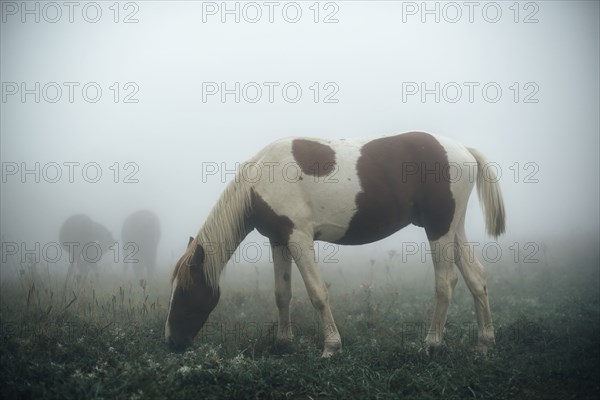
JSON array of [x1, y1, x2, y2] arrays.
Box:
[[312, 206, 357, 242]]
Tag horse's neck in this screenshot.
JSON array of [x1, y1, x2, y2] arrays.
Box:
[[199, 218, 254, 257], [196, 178, 254, 287]]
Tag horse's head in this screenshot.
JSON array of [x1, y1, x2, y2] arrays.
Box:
[[165, 237, 220, 351]]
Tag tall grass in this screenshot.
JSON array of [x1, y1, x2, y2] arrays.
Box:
[[1, 238, 598, 399]]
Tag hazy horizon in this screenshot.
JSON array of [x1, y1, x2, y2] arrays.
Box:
[[1, 1, 598, 273]]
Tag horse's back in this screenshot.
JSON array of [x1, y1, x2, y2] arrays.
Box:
[[59, 214, 93, 246], [121, 210, 161, 245], [60, 214, 109, 247], [59, 214, 113, 259], [250, 132, 477, 243]]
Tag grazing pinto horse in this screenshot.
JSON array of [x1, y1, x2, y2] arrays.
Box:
[[59, 214, 114, 291], [121, 210, 161, 280], [165, 132, 505, 357]]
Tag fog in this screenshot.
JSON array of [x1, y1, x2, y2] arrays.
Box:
[[1, 1, 598, 276]]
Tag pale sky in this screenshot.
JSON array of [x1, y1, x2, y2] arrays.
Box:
[[1, 1, 598, 270]]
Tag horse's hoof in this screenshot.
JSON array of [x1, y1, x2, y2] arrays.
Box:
[[475, 335, 495, 355], [321, 348, 339, 358], [425, 344, 441, 357], [273, 338, 295, 354], [321, 340, 342, 358], [475, 341, 495, 356]]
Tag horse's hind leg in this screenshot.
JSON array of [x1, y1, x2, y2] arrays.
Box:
[[425, 232, 459, 353], [272, 243, 293, 344], [454, 214, 495, 353]]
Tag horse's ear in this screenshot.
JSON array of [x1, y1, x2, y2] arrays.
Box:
[[187, 236, 194, 247], [190, 244, 205, 266]]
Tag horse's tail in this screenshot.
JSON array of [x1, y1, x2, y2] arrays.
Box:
[[467, 147, 506, 238]]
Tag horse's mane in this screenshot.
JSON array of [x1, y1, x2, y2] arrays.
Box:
[[173, 164, 254, 290]]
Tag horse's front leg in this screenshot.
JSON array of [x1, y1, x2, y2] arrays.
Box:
[[272, 243, 293, 344], [63, 260, 76, 298], [289, 231, 341, 358]]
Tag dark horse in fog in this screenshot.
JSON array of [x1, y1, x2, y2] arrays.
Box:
[[59, 214, 114, 291], [121, 210, 161, 280]]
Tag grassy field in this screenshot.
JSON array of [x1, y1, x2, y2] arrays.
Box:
[[1, 239, 598, 399]]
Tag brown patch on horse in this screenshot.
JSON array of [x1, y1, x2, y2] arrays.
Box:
[[339, 132, 455, 244], [249, 190, 294, 245], [292, 139, 336, 177]]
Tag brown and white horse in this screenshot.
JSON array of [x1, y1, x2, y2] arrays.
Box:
[[165, 131, 505, 357]]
